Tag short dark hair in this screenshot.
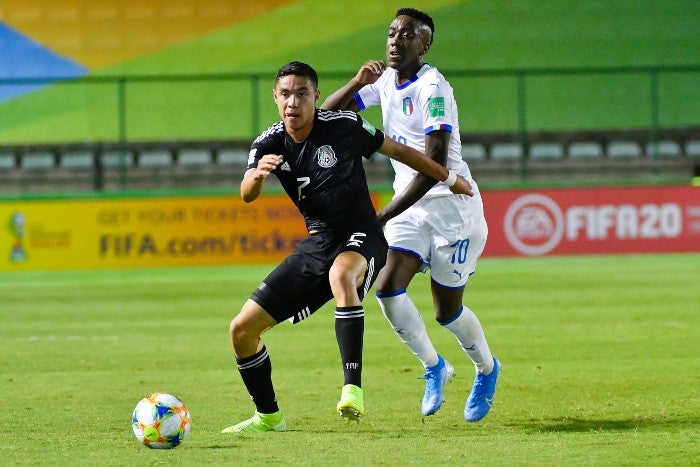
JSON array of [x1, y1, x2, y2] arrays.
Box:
[[275, 61, 319, 88], [396, 8, 434, 43]]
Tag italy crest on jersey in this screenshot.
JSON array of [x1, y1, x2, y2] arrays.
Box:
[[402, 97, 413, 116], [316, 145, 337, 168]]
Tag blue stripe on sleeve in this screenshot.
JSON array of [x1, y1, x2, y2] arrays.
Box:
[[425, 124, 453, 134], [355, 94, 366, 111]]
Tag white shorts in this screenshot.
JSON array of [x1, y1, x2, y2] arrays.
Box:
[[383, 190, 488, 288]]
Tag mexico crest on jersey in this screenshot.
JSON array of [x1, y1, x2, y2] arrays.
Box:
[[316, 145, 337, 168], [402, 97, 413, 116]]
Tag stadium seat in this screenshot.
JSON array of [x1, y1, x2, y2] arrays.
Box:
[[490, 143, 522, 160], [0, 152, 15, 169], [568, 142, 603, 158], [100, 150, 135, 168], [20, 151, 56, 170], [461, 143, 486, 161], [178, 149, 212, 166], [60, 151, 95, 169], [607, 141, 642, 158], [686, 140, 700, 157], [217, 148, 249, 165], [529, 142, 563, 159], [137, 150, 173, 167], [646, 140, 681, 158]]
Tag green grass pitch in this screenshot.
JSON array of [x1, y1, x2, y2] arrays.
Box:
[[1, 253, 698, 464]]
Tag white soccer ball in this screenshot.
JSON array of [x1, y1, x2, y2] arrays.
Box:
[[131, 393, 191, 449]]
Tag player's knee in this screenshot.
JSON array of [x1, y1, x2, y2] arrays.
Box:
[[229, 316, 252, 346], [434, 303, 462, 324], [228, 317, 240, 341], [374, 280, 389, 295], [374, 267, 408, 294], [327, 264, 343, 286], [328, 263, 356, 290]]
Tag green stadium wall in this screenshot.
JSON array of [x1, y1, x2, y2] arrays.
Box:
[[0, 0, 698, 144]]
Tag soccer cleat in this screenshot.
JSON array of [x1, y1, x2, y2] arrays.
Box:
[[336, 384, 364, 422], [464, 357, 500, 422], [221, 411, 286, 434], [420, 355, 455, 416]]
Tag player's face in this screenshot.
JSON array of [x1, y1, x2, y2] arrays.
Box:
[[386, 15, 430, 76], [274, 75, 319, 139]]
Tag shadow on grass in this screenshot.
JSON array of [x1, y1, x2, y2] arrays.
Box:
[[507, 415, 699, 433]]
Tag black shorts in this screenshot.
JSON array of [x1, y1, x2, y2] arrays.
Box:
[[250, 226, 388, 324]]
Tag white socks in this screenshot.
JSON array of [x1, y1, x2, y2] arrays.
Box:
[[376, 292, 439, 368], [377, 292, 493, 374], [442, 305, 494, 374]]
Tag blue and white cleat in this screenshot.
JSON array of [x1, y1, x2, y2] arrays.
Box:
[[420, 355, 455, 416], [464, 357, 500, 422]]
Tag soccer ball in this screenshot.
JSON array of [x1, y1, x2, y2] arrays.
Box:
[[131, 393, 191, 449]]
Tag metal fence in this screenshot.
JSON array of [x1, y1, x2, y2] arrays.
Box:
[[1, 64, 698, 192]]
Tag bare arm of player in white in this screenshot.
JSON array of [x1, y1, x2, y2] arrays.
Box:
[[321, 60, 386, 111], [378, 136, 473, 197], [377, 130, 452, 225], [240, 154, 283, 203]]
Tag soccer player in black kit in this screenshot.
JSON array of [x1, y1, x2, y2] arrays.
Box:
[[222, 61, 473, 433]]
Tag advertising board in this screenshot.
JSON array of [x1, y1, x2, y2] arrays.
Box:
[[482, 185, 700, 256]]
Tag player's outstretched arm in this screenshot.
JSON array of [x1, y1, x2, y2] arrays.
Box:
[[378, 136, 473, 196], [240, 154, 283, 203], [321, 60, 386, 111], [376, 130, 457, 224]]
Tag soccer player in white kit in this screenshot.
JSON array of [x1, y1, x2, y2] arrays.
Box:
[[322, 7, 500, 422]]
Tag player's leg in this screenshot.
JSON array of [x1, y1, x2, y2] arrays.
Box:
[[222, 299, 286, 433], [375, 209, 443, 369], [429, 193, 499, 422], [331, 229, 386, 421], [375, 211, 455, 416], [223, 241, 333, 434], [375, 248, 439, 367], [437, 295, 500, 423], [329, 249, 367, 390], [376, 251, 455, 416], [431, 291, 499, 423], [431, 283, 493, 374]]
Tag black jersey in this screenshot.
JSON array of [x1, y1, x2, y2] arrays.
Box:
[[248, 109, 385, 233]]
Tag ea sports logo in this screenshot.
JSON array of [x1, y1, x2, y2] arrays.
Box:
[[504, 194, 564, 255]]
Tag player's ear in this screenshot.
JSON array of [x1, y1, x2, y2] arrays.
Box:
[[422, 37, 431, 56], [314, 89, 320, 102], [420, 29, 432, 56]]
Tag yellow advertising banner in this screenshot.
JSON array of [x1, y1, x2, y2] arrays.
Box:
[[0, 195, 309, 270]]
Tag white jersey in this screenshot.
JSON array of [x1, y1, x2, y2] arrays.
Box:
[[355, 64, 471, 197]]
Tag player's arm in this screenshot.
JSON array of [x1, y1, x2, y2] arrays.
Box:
[[377, 131, 468, 225], [240, 154, 283, 203], [378, 132, 472, 191], [321, 60, 385, 111]]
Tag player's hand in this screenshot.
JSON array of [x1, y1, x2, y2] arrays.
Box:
[[253, 154, 283, 179], [450, 175, 474, 196], [354, 60, 386, 86]]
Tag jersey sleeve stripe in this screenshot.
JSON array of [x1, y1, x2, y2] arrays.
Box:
[[317, 109, 358, 121], [424, 124, 453, 134], [355, 94, 367, 111], [252, 121, 284, 144]]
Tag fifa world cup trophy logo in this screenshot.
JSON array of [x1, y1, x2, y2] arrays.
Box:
[[8, 211, 28, 263]]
